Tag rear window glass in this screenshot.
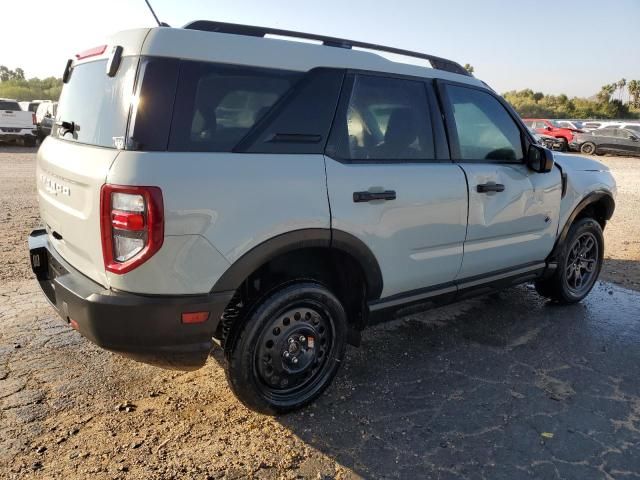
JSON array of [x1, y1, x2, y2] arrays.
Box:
[[53, 58, 137, 148], [169, 62, 300, 152], [328, 74, 435, 161], [0, 101, 20, 110]]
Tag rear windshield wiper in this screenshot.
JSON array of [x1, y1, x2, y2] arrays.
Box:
[[55, 120, 77, 136]]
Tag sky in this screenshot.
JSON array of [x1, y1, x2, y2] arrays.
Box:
[[2, 0, 639, 98]]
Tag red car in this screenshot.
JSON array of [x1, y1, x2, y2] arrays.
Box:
[[522, 119, 581, 151]]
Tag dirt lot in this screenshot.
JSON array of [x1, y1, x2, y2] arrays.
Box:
[[1, 146, 640, 479]]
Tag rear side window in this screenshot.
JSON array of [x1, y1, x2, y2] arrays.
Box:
[[446, 85, 523, 162], [169, 62, 300, 152], [0, 101, 20, 110], [327, 75, 435, 161], [53, 58, 138, 148]]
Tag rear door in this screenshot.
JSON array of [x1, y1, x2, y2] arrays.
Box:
[[438, 82, 562, 280], [324, 73, 468, 298], [37, 56, 139, 286]]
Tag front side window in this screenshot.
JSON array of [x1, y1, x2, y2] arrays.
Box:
[[169, 62, 300, 152], [446, 85, 523, 162], [328, 75, 434, 161]]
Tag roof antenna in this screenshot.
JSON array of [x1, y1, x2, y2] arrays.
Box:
[[143, 0, 170, 27]]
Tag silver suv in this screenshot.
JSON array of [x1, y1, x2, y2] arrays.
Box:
[[28, 22, 616, 413]]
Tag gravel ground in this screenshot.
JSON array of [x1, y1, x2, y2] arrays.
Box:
[[1, 146, 640, 479]]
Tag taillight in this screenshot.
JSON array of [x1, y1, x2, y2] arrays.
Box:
[[32, 113, 37, 125], [100, 185, 164, 274]]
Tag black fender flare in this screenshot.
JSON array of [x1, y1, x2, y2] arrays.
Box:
[[211, 228, 383, 300], [550, 190, 615, 260]]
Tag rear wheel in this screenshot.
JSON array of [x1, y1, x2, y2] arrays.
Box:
[[535, 218, 603, 304], [225, 282, 347, 414], [580, 142, 596, 155]]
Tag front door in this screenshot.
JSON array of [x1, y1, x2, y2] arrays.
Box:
[[439, 82, 562, 279], [325, 74, 468, 298]]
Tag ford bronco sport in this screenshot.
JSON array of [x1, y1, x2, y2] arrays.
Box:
[[29, 22, 616, 414]]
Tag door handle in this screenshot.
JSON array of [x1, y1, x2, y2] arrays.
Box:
[[477, 183, 505, 193], [353, 190, 397, 203]]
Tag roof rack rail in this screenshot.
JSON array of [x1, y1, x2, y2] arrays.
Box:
[[183, 20, 471, 77]]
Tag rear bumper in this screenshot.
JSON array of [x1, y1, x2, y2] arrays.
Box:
[[0, 130, 36, 141], [28, 229, 234, 370]]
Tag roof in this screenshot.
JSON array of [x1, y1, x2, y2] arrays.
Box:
[[134, 25, 485, 88]]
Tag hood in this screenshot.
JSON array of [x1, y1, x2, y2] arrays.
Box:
[[552, 153, 610, 172]]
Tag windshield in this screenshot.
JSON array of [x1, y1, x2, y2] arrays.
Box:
[[53, 58, 138, 148]]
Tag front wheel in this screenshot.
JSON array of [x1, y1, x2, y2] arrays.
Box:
[[535, 218, 604, 304], [580, 142, 596, 155], [225, 282, 347, 414], [558, 138, 569, 152]]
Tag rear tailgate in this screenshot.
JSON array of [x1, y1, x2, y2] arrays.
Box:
[[36, 29, 149, 286], [37, 139, 118, 287], [0, 109, 34, 129]]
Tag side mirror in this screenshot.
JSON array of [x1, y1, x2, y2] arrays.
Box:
[[527, 144, 554, 173], [630, 135, 638, 141], [545, 126, 552, 131]]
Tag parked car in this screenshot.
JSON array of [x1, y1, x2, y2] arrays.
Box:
[[29, 22, 616, 414], [555, 120, 583, 130], [35, 101, 58, 140], [528, 128, 565, 151], [522, 118, 578, 150], [0, 98, 38, 146], [19, 100, 44, 113], [571, 127, 640, 156], [597, 122, 640, 134]]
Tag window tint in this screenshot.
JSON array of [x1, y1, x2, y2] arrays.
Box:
[[595, 128, 615, 137], [447, 85, 523, 161], [169, 62, 300, 152], [328, 75, 434, 161], [53, 58, 138, 148], [0, 101, 20, 110], [618, 129, 635, 139]]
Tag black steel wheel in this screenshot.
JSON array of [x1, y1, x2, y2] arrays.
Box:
[[535, 218, 604, 304], [580, 142, 596, 155], [225, 282, 347, 414]]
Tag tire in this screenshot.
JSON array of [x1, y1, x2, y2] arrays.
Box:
[[535, 218, 604, 304], [24, 137, 36, 147], [225, 281, 348, 414], [580, 142, 596, 155], [559, 138, 569, 152]]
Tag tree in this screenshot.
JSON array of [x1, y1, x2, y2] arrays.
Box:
[[629, 80, 640, 108], [463, 63, 474, 75], [502, 87, 638, 120], [617, 78, 627, 102]]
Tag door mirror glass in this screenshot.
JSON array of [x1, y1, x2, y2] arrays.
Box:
[[527, 144, 554, 173]]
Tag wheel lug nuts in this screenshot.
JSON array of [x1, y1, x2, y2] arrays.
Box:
[[299, 335, 306, 342], [283, 351, 290, 358], [292, 357, 298, 364], [288, 338, 295, 344]]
